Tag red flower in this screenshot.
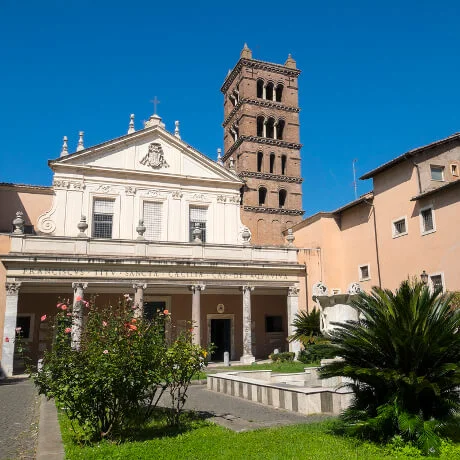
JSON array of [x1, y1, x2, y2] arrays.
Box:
[[57, 303, 64, 309], [128, 324, 137, 331], [61, 305, 67, 311], [41, 314, 47, 322], [75, 296, 82, 302], [64, 327, 71, 334], [163, 309, 169, 315]]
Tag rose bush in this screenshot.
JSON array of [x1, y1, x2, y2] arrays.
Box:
[[34, 296, 211, 441]]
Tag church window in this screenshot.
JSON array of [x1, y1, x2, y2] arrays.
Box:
[[257, 152, 264, 172], [266, 118, 275, 139], [269, 153, 275, 173], [266, 82, 274, 101], [189, 206, 207, 242], [279, 189, 287, 208], [257, 79, 264, 99], [281, 155, 287, 175], [258, 187, 267, 206], [92, 199, 114, 239], [256, 116, 264, 137], [275, 84, 283, 102], [276, 119, 285, 140], [143, 202, 162, 241]]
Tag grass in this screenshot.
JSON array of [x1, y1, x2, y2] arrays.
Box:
[[59, 412, 460, 459]]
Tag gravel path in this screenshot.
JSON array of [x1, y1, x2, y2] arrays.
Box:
[[159, 384, 331, 432], [0, 377, 40, 460]]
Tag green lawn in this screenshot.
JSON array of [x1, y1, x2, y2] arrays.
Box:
[[59, 413, 460, 459]]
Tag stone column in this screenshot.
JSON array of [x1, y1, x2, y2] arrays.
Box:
[[71, 282, 87, 350], [1, 282, 21, 377], [189, 284, 205, 345], [133, 282, 147, 318], [263, 119, 267, 138], [263, 84, 266, 99], [240, 285, 255, 364], [287, 286, 301, 357]]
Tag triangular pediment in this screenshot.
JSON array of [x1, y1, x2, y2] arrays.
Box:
[[50, 126, 241, 184]]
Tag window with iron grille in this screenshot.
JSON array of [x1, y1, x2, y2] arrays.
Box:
[[359, 265, 370, 280], [189, 207, 207, 242], [421, 208, 434, 233], [143, 202, 162, 241], [430, 274, 443, 292], [392, 218, 407, 237], [92, 199, 114, 238]]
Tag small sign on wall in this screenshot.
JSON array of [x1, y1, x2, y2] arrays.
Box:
[[217, 304, 225, 314]]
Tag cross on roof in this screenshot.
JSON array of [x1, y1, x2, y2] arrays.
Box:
[[150, 96, 160, 115]]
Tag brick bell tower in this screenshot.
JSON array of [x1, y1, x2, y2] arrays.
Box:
[[221, 44, 304, 245]]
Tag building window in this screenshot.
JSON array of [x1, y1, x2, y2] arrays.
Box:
[[256, 116, 264, 137], [392, 217, 407, 238], [189, 206, 207, 242], [92, 199, 114, 238], [266, 82, 274, 101], [269, 153, 275, 173], [275, 84, 283, 102], [359, 264, 370, 281], [281, 155, 287, 175], [420, 206, 435, 234], [276, 119, 285, 140], [430, 165, 444, 181], [451, 164, 458, 177], [279, 189, 287, 208], [257, 152, 263, 172], [256, 79, 264, 99], [265, 315, 283, 333], [430, 274, 444, 292], [266, 118, 275, 138], [258, 187, 267, 206], [143, 202, 162, 241]]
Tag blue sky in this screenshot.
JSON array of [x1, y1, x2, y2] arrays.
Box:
[[1, 0, 460, 216]]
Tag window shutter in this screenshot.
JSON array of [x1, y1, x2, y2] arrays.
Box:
[[143, 202, 162, 240]]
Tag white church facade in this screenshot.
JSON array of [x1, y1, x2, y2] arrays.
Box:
[[0, 111, 304, 377]]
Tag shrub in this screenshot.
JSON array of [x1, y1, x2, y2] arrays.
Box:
[[288, 308, 321, 346], [34, 296, 210, 441], [297, 342, 336, 364], [269, 351, 295, 362], [319, 281, 460, 456]]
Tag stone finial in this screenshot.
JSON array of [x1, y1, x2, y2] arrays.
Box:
[[77, 131, 85, 151], [241, 226, 251, 244], [144, 114, 165, 129], [286, 228, 295, 246], [12, 211, 25, 234], [240, 43, 252, 59], [229, 156, 235, 171], [128, 114, 135, 134], [347, 282, 362, 295], [174, 120, 181, 138], [77, 216, 88, 237], [217, 148, 222, 165], [192, 222, 202, 243], [312, 282, 328, 297], [136, 219, 146, 240], [285, 53, 297, 69], [60, 136, 68, 157]]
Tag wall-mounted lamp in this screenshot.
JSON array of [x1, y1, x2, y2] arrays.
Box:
[[420, 270, 429, 284]]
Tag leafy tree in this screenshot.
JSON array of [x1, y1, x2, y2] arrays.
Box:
[[288, 308, 321, 345], [320, 281, 460, 456]]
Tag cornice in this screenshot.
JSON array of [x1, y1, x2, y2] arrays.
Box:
[[239, 171, 303, 184], [221, 58, 301, 93], [223, 136, 302, 161], [243, 206, 305, 216], [223, 98, 300, 127]]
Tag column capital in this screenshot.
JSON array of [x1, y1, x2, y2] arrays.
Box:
[[5, 282, 21, 296], [189, 284, 206, 293], [288, 286, 300, 297], [72, 282, 88, 290], [240, 285, 254, 294], [133, 282, 147, 290]]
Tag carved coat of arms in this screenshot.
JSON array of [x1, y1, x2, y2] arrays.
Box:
[[140, 142, 169, 169]]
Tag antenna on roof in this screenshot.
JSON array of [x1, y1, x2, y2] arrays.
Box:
[[352, 159, 358, 200]]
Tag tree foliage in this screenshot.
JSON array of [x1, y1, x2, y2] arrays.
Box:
[[288, 308, 321, 345], [319, 281, 460, 456]]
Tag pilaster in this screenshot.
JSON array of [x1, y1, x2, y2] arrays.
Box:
[[287, 285, 301, 356], [1, 282, 21, 377], [240, 285, 255, 364]]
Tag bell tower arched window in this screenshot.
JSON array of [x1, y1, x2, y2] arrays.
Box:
[[266, 83, 274, 101], [256, 116, 264, 137], [279, 189, 287, 208], [269, 153, 275, 173], [258, 187, 267, 206], [275, 84, 283, 102], [281, 155, 287, 175], [276, 120, 285, 140], [266, 117, 275, 139], [257, 152, 263, 172], [257, 79, 264, 99]]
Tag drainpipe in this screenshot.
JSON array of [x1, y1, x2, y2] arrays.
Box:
[[405, 154, 422, 194], [364, 200, 382, 288]]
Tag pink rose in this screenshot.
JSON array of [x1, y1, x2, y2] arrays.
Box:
[[61, 305, 67, 311], [57, 303, 64, 309], [75, 296, 82, 302], [103, 349, 109, 354], [41, 314, 47, 322], [102, 321, 107, 327], [65, 327, 71, 334], [163, 309, 169, 315], [66, 313, 72, 316]]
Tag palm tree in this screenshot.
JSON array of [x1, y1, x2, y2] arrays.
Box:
[[320, 281, 460, 455], [288, 308, 321, 345]]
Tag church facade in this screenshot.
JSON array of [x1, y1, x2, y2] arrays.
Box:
[[0, 48, 306, 376]]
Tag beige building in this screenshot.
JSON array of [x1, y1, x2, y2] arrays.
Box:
[[0, 73, 306, 376], [290, 132, 460, 311]]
